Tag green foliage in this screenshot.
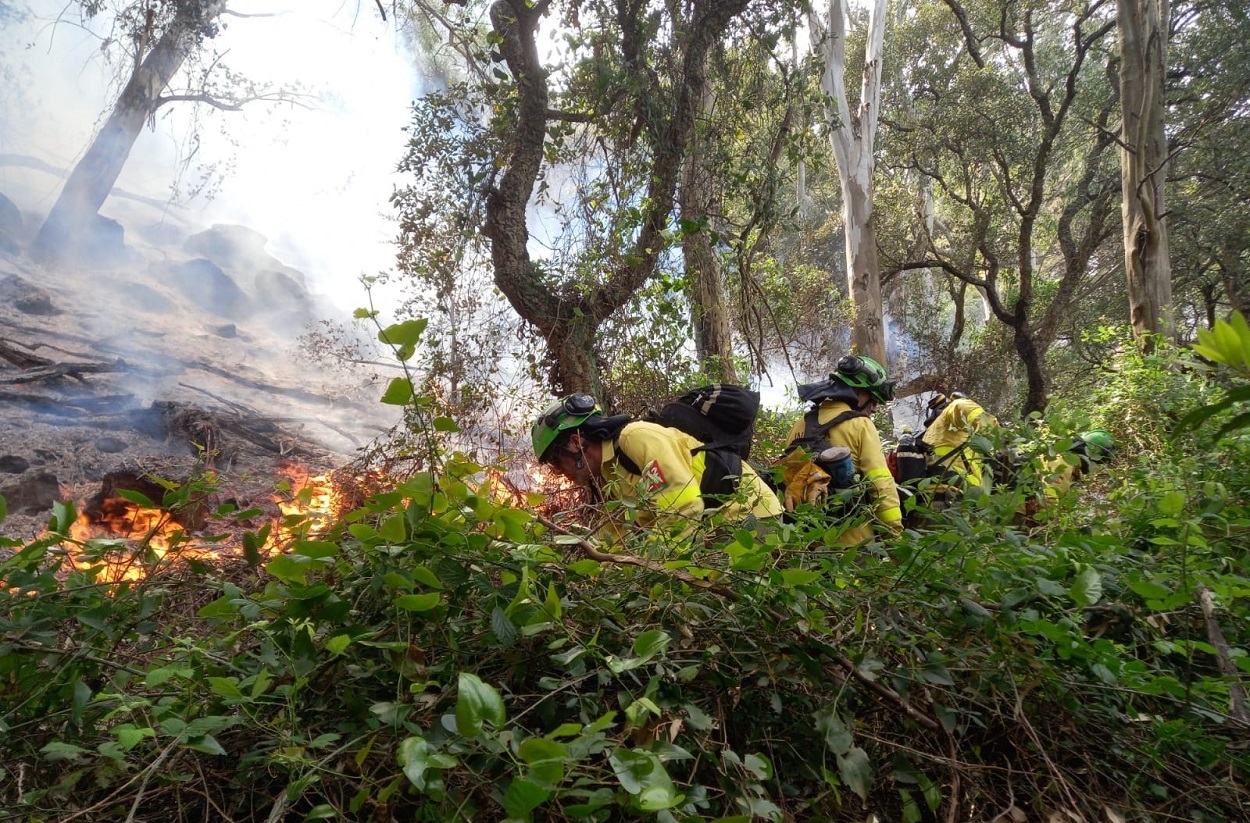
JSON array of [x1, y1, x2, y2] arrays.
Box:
[[1179, 312, 1250, 439], [4, 403, 1249, 821], [5, 313, 1250, 821]]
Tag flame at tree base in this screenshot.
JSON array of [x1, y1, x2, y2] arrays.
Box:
[[53, 462, 349, 585]]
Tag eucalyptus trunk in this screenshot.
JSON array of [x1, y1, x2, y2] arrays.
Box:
[[681, 83, 736, 383], [1118, 0, 1174, 348], [813, 0, 888, 366]]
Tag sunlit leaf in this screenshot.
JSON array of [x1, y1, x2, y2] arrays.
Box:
[[1071, 566, 1103, 607], [380, 377, 415, 405], [455, 672, 506, 737], [395, 593, 440, 612]]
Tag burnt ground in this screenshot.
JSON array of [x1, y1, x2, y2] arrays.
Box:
[[0, 208, 400, 543]]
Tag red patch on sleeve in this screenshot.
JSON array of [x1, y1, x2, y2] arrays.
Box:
[[641, 460, 666, 491]]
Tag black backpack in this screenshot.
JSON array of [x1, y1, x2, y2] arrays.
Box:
[[645, 383, 759, 458], [616, 384, 762, 509]]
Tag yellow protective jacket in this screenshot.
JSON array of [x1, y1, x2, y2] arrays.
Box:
[[921, 397, 998, 492], [600, 421, 783, 537], [784, 401, 902, 544]]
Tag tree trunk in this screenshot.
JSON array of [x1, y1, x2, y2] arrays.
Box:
[[814, 0, 888, 366], [32, 3, 222, 262], [1014, 324, 1049, 416], [681, 81, 736, 383], [1118, 0, 1174, 349], [484, 0, 749, 397]]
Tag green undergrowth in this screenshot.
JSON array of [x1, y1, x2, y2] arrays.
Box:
[[1, 438, 1248, 823], [2, 317, 1249, 821]]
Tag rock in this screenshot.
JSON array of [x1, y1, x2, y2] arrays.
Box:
[[94, 437, 129, 454], [254, 269, 311, 307], [0, 455, 31, 473], [0, 273, 60, 316], [184, 224, 270, 269], [0, 471, 61, 515], [83, 214, 130, 266], [120, 280, 177, 313], [161, 258, 253, 318]]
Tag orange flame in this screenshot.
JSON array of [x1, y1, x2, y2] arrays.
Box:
[[54, 463, 348, 585]]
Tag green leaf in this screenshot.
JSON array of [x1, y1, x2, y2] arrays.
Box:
[[378, 512, 407, 542], [837, 746, 872, 801], [491, 606, 518, 646], [0, 494, 7, 523], [504, 777, 550, 818], [632, 629, 672, 660], [744, 752, 773, 780], [380, 377, 415, 406], [114, 724, 154, 750], [117, 488, 156, 507], [411, 565, 443, 589], [395, 593, 441, 612], [609, 748, 682, 811], [1070, 566, 1103, 607], [265, 554, 308, 584], [1129, 579, 1171, 600], [378, 318, 428, 348], [41, 741, 89, 760], [780, 568, 822, 587], [519, 738, 569, 788], [183, 734, 227, 756], [432, 416, 460, 432], [292, 540, 339, 560], [455, 672, 506, 737], [398, 736, 433, 791], [207, 677, 246, 702], [1157, 491, 1187, 515], [304, 804, 338, 821], [815, 707, 853, 755]]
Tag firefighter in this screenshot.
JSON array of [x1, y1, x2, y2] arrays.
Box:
[[1042, 429, 1116, 501], [531, 394, 783, 542], [781, 355, 903, 544], [921, 391, 998, 503]]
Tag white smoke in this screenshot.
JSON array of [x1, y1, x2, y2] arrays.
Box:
[[0, 0, 418, 314]]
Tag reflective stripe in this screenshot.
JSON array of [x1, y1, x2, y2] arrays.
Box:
[[864, 467, 893, 482], [879, 506, 903, 523]]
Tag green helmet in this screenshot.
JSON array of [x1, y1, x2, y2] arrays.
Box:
[[1079, 429, 1116, 462], [531, 393, 603, 461], [834, 355, 895, 404]]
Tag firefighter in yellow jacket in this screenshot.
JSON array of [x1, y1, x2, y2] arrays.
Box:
[[921, 391, 998, 498], [532, 394, 783, 542], [782, 355, 903, 544]]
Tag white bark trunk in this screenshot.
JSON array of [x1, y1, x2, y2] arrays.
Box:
[[812, 0, 889, 366], [1118, 0, 1174, 347]]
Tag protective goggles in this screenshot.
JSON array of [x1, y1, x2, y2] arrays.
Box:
[[541, 392, 599, 429], [835, 355, 896, 401]]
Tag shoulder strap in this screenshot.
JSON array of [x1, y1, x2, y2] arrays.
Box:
[[612, 436, 644, 476], [804, 409, 868, 439]]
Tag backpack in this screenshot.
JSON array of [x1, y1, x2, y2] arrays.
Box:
[[643, 383, 760, 459], [775, 409, 867, 512], [893, 430, 930, 484], [617, 384, 762, 509]]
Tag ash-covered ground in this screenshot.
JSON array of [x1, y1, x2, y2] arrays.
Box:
[[0, 184, 400, 541]]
